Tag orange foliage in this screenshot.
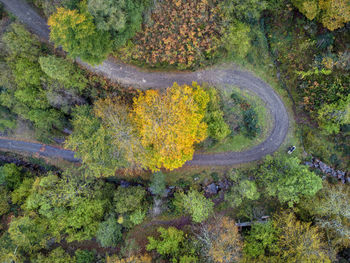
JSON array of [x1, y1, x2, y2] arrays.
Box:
[[207, 216, 243, 263], [118, 0, 221, 69]]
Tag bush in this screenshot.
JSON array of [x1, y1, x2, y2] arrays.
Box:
[[96, 216, 122, 248]]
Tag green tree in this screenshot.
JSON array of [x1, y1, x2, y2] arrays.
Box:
[[0, 163, 22, 191], [273, 211, 331, 263], [0, 186, 10, 216], [177, 189, 214, 223], [96, 216, 123, 248], [147, 227, 197, 262], [204, 87, 230, 141], [75, 250, 95, 263], [11, 178, 34, 205], [24, 173, 108, 242], [149, 172, 166, 196], [220, 0, 267, 23], [48, 5, 112, 64], [94, 97, 143, 169], [8, 215, 50, 253], [298, 182, 350, 252], [243, 221, 278, 259], [66, 105, 128, 177], [34, 247, 76, 263], [114, 186, 147, 214], [87, 0, 143, 48], [292, 0, 350, 30], [39, 55, 87, 92], [2, 23, 41, 61], [317, 94, 350, 134], [258, 156, 323, 206], [225, 170, 260, 208], [221, 21, 252, 59]]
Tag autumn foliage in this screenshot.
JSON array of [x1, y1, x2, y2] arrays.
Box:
[[117, 0, 221, 69], [132, 82, 209, 171]]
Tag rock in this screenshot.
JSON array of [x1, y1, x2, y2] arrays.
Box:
[[346, 177, 350, 184], [331, 170, 337, 177], [205, 183, 218, 195], [120, 180, 131, 188], [218, 179, 230, 190], [319, 161, 327, 173], [305, 162, 313, 167], [337, 170, 345, 176]]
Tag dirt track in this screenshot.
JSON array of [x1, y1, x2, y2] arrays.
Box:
[[0, 0, 289, 166]]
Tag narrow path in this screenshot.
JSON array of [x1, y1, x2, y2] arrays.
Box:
[[0, 0, 290, 166]]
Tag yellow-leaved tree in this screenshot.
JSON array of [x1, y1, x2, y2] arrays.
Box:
[[131, 82, 209, 171], [292, 0, 350, 31]]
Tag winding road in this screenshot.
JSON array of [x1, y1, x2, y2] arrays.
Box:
[[0, 0, 289, 166]]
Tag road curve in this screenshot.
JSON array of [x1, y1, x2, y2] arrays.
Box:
[[0, 0, 289, 166]]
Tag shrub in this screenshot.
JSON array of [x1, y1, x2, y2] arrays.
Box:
[[149, 172, 166, 196], [96, 216, 123, 248]]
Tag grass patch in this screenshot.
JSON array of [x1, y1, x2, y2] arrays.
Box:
[[202, 85, 272, 153]]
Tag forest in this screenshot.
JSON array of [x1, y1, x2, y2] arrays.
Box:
[[0, 0, 349, 262]]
